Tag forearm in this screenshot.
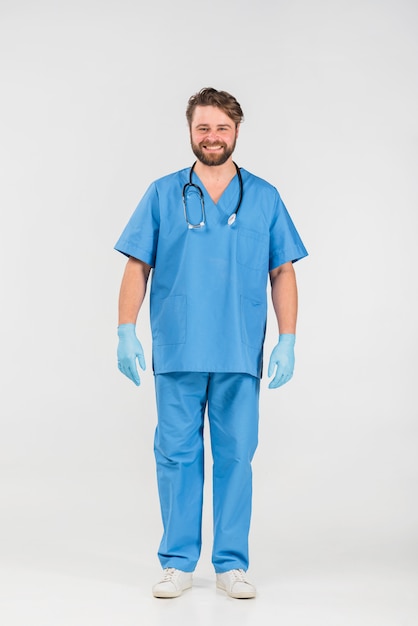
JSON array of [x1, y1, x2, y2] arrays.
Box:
[[118, 257, 151, 325], [270, 262, 298, 335]]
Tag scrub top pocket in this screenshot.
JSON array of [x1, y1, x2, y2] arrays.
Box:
[[237, 228, 269, 271], [152, 295, 187, 345]]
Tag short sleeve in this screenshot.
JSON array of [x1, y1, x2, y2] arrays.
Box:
[[114, 182, 160, 267], [269, 191, 308, 270]]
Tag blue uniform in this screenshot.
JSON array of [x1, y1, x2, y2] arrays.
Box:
[[115, 166, 307, 572], [115, 167, 307, 377]]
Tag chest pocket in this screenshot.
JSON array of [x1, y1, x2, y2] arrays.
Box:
[[237, 227, 269, 271]]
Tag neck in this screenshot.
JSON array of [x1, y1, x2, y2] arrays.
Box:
[[193, 158, 237, 183]]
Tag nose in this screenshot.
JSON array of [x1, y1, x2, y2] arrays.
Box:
[[205, 131, 217, 141]]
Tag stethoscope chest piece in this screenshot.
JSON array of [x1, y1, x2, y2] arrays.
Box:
[[227, 213, 237, 226]]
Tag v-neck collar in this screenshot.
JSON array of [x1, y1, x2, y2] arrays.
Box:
[[192, 170, 240, 217]]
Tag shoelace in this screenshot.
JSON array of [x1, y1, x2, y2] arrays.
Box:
[[160, 568, 178, 582], [230, 569, 248, 582]]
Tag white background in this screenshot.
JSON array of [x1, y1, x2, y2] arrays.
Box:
[[1, 0, 417, 624]]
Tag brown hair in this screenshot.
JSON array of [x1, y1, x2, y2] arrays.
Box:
[[186, 87, 244, 127]]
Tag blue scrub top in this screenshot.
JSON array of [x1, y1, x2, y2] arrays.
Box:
[[115, 167, 308, 378]]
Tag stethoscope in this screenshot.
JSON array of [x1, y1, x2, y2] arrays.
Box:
[[182, 161, 243, 229]]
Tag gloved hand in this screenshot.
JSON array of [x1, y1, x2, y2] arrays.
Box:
[[117, 323, 146, 386], [268, 334, 295, 389]]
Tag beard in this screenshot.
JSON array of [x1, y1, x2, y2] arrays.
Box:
[[191, 137, 237, 166]]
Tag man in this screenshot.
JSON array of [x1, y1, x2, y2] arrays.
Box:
[[115, 88, 307, 599]]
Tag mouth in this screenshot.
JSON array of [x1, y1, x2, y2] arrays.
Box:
[[202, 143, 224, 152]]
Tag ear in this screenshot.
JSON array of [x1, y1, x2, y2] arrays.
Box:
[[235, 123, 241, 139]]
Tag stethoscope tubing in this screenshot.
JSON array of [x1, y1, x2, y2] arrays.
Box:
[[182, 161, 243, 228]]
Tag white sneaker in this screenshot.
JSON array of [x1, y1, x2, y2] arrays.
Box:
[[216, 569, 256, 599], [152, 568, 193, 598]]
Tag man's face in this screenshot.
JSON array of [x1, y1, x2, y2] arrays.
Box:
[[190, 105, 239, 166]]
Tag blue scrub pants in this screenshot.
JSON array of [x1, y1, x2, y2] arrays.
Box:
[[154, 372, 260, 573]]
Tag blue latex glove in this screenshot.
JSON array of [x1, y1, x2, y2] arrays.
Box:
[[268, 334, 295, 389], [117, 323, 146, 386]]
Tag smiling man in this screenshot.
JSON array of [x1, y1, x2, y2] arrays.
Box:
[[115, 88, 308, 599], [190, 107, 238, 166]]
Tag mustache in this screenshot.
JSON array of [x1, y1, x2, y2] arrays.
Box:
[[200, 141, 227, 148]]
